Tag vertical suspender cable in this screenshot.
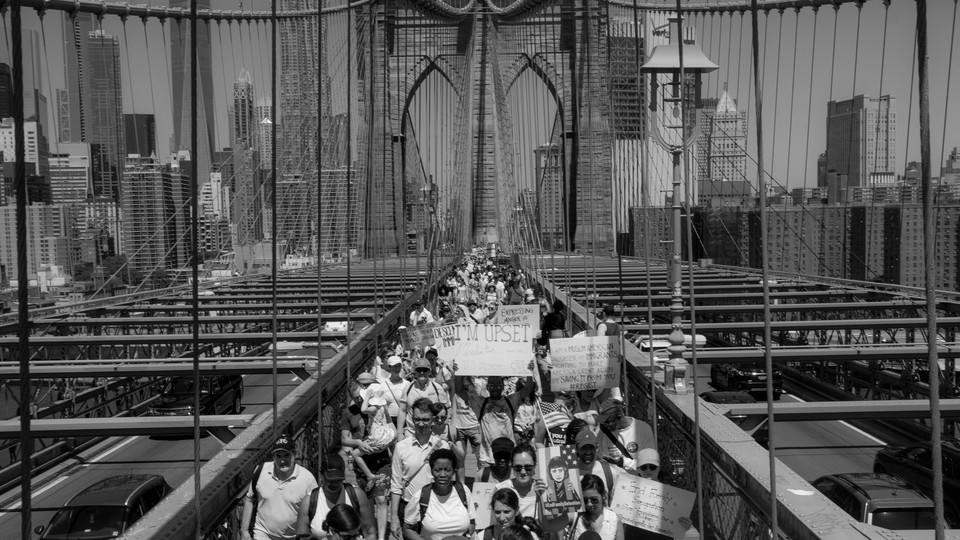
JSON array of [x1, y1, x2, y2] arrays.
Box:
[[935, 0, 959, 215], [750, 1, 779, 537], [317, 0, 324, 463], [799, 8, 819, 272], [346, 6, 354, 375], [11, 0, 34, 535], [188, 0, 203, 536], [271, 2, 279, 435], [916, 1, 946, 537]]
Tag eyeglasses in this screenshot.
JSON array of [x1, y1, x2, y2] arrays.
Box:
[[640, 464, 659, 471], [335, 529, 363, 540], [513, 464, 535, 472], [434, 416, 448, 424], [415, 368, 431, 374], [412, 417, 433, 425]]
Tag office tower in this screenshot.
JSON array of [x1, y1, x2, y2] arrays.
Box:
[[0, 204, 74, 281], [86, 29, 125, 202], [61, 12, 96, 143], [825, 95, 896, 194], [256, 104, 273, 166], [278, 0, 318, 177], [169, 0, 216, 178], [232, 70, 255, 149], [49, 143, 92, 205], [124, 114, 157, 158], [698, 86, 747, 183]]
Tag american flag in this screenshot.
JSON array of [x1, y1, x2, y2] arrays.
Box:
[[540, 401, 572, 430], [558, 444, 579, 468]]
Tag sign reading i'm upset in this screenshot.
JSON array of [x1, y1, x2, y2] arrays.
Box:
[[437, 324, 532, 377]]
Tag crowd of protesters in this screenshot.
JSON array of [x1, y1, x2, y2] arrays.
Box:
[[243, 250, 688, 540]]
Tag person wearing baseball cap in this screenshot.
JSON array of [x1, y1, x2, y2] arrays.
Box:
[[396, 355, 449, 438], [241, 433, 318, 540], [596, 396, 654, 476], [574, 429, 619, 504], [636, 448, 661, 480], [476, 437, 515, 484], [409, 299, 435, 327], [296, 453, 376, 540]]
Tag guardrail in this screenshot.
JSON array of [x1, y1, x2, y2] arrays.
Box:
[[526, 261, 899, 540]]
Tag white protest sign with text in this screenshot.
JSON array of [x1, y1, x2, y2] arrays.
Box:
[[471, 481, 497, 531], [494, 304, 539, 332], [610, 475, 695, 539], [436, 324, 532, 377], [549, 335, 622, 391]]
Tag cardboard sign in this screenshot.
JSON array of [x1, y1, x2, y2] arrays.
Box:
[[549, 336, 622, 391], [438, 324, 533, 377], [610, 475, 695, 539], [494, 304, 539, 332], [471, 481, 497, 531], [400, 322, 437, 350], [537, 445, 584, 516]]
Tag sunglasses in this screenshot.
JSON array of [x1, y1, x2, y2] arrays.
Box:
[[415, 368, 431, 374], [640, 464, 659, 471], [513, 464, 535, 472], [434, 416, 448, 423]]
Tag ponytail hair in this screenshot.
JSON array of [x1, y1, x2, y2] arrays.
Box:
[[321, 503, 361, 535]]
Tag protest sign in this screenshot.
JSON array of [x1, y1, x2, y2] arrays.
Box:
[[471, 481, 497, 531], [549, 335, 622, 391], [537, 445, 584, 516], [399, 322, 437, 350], [437, 324, 532, 377], [610, 474, 695, 539], [494, 304, 539, 332]]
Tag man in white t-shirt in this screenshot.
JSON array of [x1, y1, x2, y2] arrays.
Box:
[[241, 434, 318, 540], [596, 397, 655, 475], [365, 355, 410, 424]]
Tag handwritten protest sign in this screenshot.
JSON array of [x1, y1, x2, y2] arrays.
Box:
[[399, 322, 437, 350], [437, 324, 532, 377], [471, 481, 497, 530], [494, 304, 539, 332], [549, 335, 621, 391], [610, 474, 695, 539]]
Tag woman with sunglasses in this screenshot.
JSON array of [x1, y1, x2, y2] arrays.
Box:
[[494, 444, 546, 519], [430, 402, 466, 482], [564, 474, 623, 540]]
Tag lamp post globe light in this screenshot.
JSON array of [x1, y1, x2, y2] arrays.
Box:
[[640, 18, 717, 394]]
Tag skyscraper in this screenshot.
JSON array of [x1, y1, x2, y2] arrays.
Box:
[[124, 114, 157, 158], [825, 95, 896, 193], [169, 0, 216, 178], [696, 85, 748, 192], [86, 29, 125, 202], [232, 70, 255, 149], [61, 13, 96, 143]]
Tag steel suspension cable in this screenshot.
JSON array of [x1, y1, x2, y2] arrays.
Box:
[[916, 1, 946, 537], [270, 5, 279, 437], [798, 6, 819, 273], [346, 5, 354, 376], [780, 8, 800, 272], [317, 0, 324, 464], [935, 0, 959, 223], [750, 0, 779, 536]]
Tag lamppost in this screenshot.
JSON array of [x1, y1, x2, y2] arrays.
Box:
[[640, 19, 717, 393]]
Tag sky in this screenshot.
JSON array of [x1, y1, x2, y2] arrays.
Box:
[[0, 0, 957, 193]]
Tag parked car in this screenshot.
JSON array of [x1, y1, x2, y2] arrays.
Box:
[[874, 439, 960, 526], [35, 474, 170, 539], [148, 375, 243, 416], [710, 362, 783, 399], [700, 391, 769, 447], [811, 472, 936, 530]]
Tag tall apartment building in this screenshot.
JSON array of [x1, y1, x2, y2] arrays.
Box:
[[0, 204, 74, 281], [121, 157, 190, 273], [169, 0, 216, 178], [825, 95, 896, 198], [49, 143, 91, 205]]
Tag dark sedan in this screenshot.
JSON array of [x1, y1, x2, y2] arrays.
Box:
[[874, 439, 960, 526]]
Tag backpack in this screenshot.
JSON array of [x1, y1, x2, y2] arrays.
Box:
[[416, 482, 469, 532], [247, 463, 266, 534], [478, 396, 515, 425], [307, 483, 360, 522], [405, 380, 444, 402]]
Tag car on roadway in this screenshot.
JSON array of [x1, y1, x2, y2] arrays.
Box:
[[811, 472, 936, 530], [710, 362, 783, 399], [874, 439, 960, 526], [148, 374, 244, 416], [35, 474, 171, 540]]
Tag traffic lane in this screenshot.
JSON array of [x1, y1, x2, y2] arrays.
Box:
[[0, 372, 304, 539], [768, 394, 884, 482]]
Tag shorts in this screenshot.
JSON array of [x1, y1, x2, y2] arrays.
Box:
[[354, 449, 391, 496], [456, 425, 481, 448]]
